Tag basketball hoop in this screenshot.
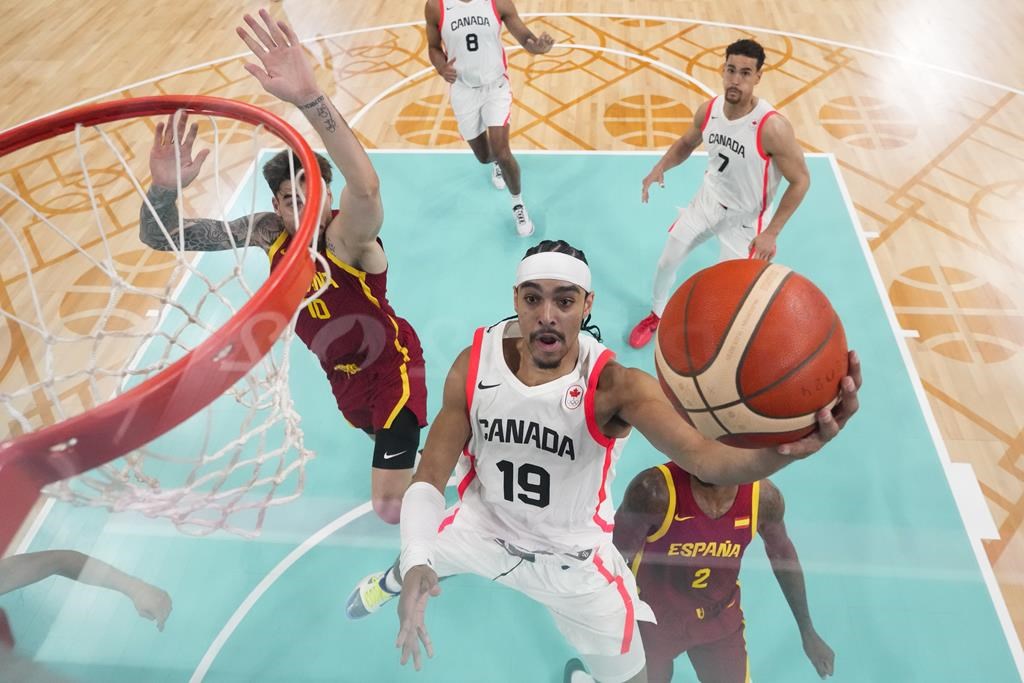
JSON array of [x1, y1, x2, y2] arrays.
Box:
[[0, 96, 325, 553]]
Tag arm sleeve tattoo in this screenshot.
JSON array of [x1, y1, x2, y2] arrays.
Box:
[[138, 186, 283, 252]]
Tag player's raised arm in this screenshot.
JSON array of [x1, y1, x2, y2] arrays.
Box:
[[641, 100, 709, 203], [606, 354, 860, 485], [237, 10, 383, 256], [750, 114, 810, 260], [496, 0, 554, 54], [758, 481, 835, 678], [612, 467, 671, 567], [140, 112, 283, 252]]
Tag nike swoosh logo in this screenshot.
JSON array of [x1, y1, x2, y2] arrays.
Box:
[[383, 450, 407, 460], [477, 381, 501, 390], [674, 515, 695, 522]]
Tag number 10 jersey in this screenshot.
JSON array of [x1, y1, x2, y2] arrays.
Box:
[[452, 320, 628, 555], [438, 0, 508, 87]]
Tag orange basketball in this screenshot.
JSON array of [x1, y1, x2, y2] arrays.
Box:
[[654, 259, 848, 448]]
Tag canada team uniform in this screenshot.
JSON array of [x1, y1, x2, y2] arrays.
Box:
[[432, 320, 654, 681], [668, 96, 781, 260], [438, 0, 512, 140], [631, 462, 759, 683], [268, 232, 427, 445]]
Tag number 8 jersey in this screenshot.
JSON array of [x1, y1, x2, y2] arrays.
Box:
[[451, 320, 628, 555], [439, 0, 508, 87]]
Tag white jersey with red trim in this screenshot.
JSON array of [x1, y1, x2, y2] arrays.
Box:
[[701, 96, 782, 222], [439, 0, 508, 87], [451, 320, 626, 555]]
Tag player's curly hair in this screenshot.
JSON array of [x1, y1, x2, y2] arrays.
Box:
[[262, 150, 333, 195], [725, 38, 766, 70], [519, 239, 602, 342]]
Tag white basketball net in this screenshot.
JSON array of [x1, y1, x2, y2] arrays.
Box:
[[0, 109, 328, 537]]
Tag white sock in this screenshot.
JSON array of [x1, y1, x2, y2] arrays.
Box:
[[511, 193, 523, 208], [570, 671, 595, 683], [381, 566, 402, 594]]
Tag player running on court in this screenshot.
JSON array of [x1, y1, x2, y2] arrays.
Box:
[[629, 38, 810, 349], [425, 0, 554, 237]]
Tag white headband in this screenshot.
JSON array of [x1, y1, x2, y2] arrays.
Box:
[[514, 252, 592, 292]]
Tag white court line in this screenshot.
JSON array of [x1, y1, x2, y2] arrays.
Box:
[[5, 11, 1020, 139], [366, 149, 834, 157], [346, 42, 716, 131], [901, 329, 921, 338], [190, 470, 459, 681], [828, 153, 1024, 678], [189, 501, 374, 683], [948, 463, 1001, 541]]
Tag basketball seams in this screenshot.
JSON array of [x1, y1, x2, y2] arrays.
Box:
[[738, 314, 841, 418], [678, 260, 773, 377]]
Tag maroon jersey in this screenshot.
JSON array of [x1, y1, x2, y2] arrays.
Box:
[[632, 462, 758, 641], [0, 608, 12, 650], [268, 230, 426, 430]]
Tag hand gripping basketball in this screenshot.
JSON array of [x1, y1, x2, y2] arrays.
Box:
[[777, 350, 861, 458]]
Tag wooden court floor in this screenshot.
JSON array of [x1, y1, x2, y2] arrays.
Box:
[[3, 0, 1024, 653]]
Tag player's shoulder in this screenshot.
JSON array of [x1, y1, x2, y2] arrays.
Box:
[[252, 211, 287, 251], [623, 464, 672, 514], [757, 478, 785, 521]]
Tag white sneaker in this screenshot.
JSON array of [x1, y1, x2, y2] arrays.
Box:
[[491, 163, 506, 190], [513, 204, 534, 237]]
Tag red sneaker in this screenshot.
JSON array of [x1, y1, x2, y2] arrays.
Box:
[[628, 312, 660, 349]]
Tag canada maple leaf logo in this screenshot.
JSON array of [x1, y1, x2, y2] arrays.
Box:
[[569, 387, 581, 398]]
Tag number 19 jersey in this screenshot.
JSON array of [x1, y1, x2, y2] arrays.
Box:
[[438, 0, 508, 87], [452, 320, 627, 555]]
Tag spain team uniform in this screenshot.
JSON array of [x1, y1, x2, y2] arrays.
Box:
[[438, 0, 512, 140], [268, 233, 427, 439], [668, 95, 781, 260], [632, 462, 759, 683], [432, 320, 654, 682]]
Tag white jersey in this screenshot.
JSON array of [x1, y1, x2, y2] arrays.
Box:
[[438, 0, 508, 87], [701, 96, 782, 226], [451, 320, 626, 554]]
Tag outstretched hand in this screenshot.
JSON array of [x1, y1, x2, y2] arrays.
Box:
[[237, 9, 320, 106], [777, 350, 862, 458], [150, 112, 210, 190], [395, 565, 441, 671], [524, 32, 555, 54]]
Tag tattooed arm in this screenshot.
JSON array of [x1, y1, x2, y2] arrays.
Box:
[[140, 111, 284, 252], [237, 10, 385, 270], [139, 185, 283, 252]]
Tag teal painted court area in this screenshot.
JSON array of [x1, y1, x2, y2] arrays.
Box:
[[2, 152, 1019, 682]]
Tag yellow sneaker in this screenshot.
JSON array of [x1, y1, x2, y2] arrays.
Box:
[[345, 569, 399, 619]]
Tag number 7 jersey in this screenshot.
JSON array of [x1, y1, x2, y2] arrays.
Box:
[[438, 0, 508, 87], [450, 320, 627, 554]]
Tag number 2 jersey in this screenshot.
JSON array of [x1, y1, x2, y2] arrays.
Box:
[[701, 95, 782, 229], [632, 462, 758, 639], [450, 320, 627, 554], [438, 0, 508, 87]]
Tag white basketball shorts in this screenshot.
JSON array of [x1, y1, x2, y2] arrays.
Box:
[[432, 510, 655, 683], [668, 183, 773, 260], [449, 74, 513, 140]]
